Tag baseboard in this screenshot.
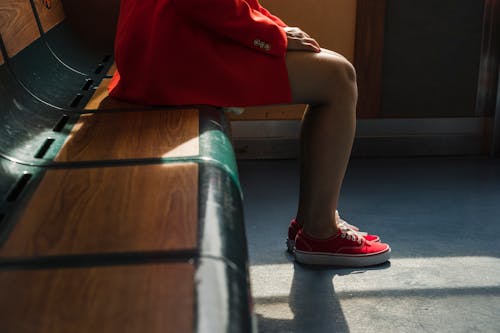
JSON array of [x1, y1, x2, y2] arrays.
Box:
[[232, 118, 490, 159]]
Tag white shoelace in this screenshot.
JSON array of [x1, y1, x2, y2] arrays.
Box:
[[337, 219, 368, 236], [340, 229, 363, 244]]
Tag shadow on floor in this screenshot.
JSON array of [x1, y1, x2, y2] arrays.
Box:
[[240, 157, 500, 332], [256, 262, 391, 333]]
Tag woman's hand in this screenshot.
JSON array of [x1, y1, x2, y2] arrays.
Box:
[[284, 27, 321, 53]]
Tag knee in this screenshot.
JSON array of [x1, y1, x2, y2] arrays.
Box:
[[287, 51, 357, 106], [328, 57, 357, 90], [316, 56, 357, 104], [343, 59, 357, 84]]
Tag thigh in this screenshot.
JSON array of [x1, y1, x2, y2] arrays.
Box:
[[285, 48, 355, 105]]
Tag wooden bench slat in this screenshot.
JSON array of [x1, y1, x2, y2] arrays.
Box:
[[0, 0, 41, 58], [228, 104, 307, 121], [0, 163, 198, 258], [85, 78, 143, 110], [107, 62, 117, 77], [55, 109, 199, 162], [34, 0, 65, 33], [0, 263, 195, 333]]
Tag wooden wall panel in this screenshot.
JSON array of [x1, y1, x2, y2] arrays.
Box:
[[354, 0, 387, 118], [476, 0, 499, 117], [0, 163, 199, 258], [0, 263, 195, 333], [34, 0, 66, 32], [478, 0, 500, 154], [260, 0, 357, 61], [233, 0, 357, 120], [56, 109, 199, 161], [0, 0, 41, 58]]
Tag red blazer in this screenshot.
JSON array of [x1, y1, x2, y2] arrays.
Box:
[[109, 0, 291, 107]]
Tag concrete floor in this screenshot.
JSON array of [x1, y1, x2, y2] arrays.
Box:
[[238, 157, 500, 333]]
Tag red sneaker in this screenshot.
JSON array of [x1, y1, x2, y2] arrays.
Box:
[[295, 229, 391, 267], [286, 214, 381, 254], [286, 219, 303, 253]]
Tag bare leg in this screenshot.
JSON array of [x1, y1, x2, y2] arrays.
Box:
[[286, 49, 357, 239]]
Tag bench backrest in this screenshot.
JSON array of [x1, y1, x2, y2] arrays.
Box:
[[0, 0, 40, 58], [0, 2, 251, 332], [34, 0, 65, 33]]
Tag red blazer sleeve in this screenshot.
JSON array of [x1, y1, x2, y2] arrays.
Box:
[[257, 4, 287, 27], [170, 0, 287, 57]]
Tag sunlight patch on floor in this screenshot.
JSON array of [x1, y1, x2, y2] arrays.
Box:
[[250, 256, 500, 300]]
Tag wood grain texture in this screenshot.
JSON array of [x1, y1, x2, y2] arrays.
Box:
[[107, 62, 117, 76], [228, 104, 307, 121], [247, 0, 356, 120], [354, 0, 387, 118], [85, 79, 145, 110], [0, 0, 41, 57], [33, 0, 65, 32], [55, 109, 199, 161], [0, 163, 198, 258], [0, 263, 194, 333], [260, 0, 357, 61]]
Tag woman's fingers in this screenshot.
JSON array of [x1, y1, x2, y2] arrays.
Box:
[[284, 27, 321, 53], [287, 37, 321, 53], [285, 27, 311, 39], [286, 27, 311, 38], [306, 37, 321, 50]]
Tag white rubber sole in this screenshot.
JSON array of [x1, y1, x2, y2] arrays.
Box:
[[295, 248, 391, 267], [288, 236, 381, 255]]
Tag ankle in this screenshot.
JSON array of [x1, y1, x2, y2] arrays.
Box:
[[302, 224, 338, 240]]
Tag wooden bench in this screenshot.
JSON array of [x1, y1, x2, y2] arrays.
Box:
[[0, 1, 253, 332]]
